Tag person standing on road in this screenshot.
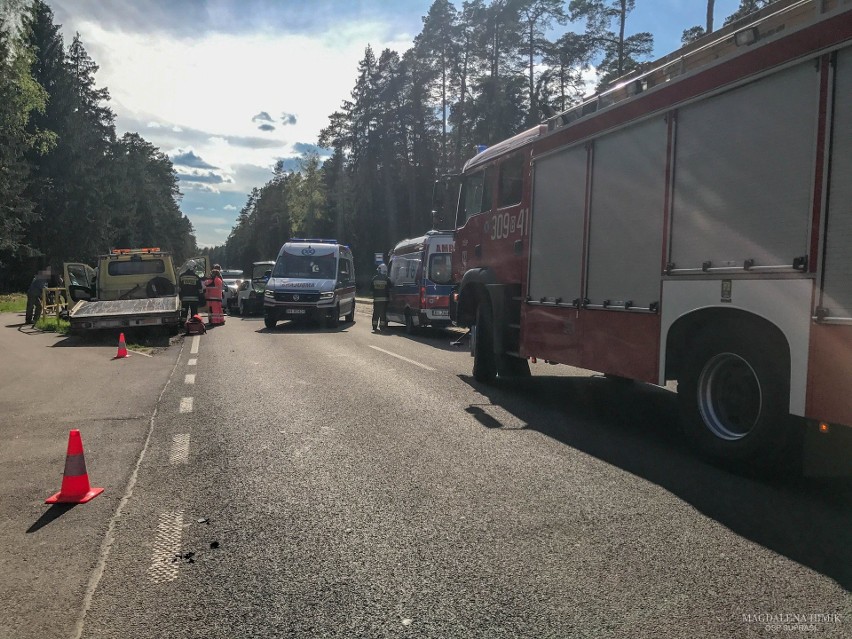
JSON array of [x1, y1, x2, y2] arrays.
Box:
[[179, 265, 204, 321], [25, 267, 51, 324], [206, 267, 225, 326], [370, 263, 390, 332]]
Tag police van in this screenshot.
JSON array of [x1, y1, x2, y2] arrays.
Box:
[[386, 231, 454, 333], [262, 238, 356, 329]]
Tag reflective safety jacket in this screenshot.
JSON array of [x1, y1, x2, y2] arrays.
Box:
[[370, 274, 390, 302], [179, 271, 203, 302]]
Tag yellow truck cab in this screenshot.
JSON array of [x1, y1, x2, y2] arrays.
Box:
[[64, 248, 208, 333]]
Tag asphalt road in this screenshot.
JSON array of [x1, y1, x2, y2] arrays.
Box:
[[2, 306, 850, 638]]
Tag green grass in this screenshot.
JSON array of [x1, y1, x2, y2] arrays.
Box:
[[0, 293, 26, 313], [34, 315, 71, 334]]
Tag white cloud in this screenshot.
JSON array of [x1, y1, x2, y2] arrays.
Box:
[[55, 6, 422, 246]]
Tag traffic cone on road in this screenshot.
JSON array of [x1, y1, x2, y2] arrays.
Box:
[[45, 429, 104, 504], [114, 332, 128, 359]]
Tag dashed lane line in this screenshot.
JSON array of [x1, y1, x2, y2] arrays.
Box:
[[368, 345, 436, 371], [147, 510, 185, 584], [188, 358, 197, 366], [169, 434, 191, 465], [184, 374, 196, 385], [190, 335, 200, 355], [179, 397, 194, 413]]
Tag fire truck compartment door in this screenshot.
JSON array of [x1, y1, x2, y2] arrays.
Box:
[[586, 116, 666, 308], [670, 60, 817, 270], [823, 45, 852, 320], [529, 145, 587, 303]]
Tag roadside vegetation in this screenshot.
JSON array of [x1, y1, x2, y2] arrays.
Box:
[[34, 314, 69, 334], [0, 293, 25, 313]]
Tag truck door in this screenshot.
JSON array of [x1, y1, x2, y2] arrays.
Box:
[[63, 262, 96, 305]]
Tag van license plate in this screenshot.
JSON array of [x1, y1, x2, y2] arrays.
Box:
[[432, 309, 449, 316], [286, 308, 306, 314]]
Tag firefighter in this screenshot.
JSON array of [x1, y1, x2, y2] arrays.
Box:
[[370, 263, 390, 332], [179, 265, 203, 322]]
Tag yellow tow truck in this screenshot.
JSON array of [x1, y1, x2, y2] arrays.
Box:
[[63, 248, 208, 334]]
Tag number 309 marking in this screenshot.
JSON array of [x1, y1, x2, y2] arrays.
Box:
[[490, 208, 527, 240]]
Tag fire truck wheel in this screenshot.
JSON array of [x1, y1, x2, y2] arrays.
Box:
[[472, 300, 497, 383], [678, 329, 794, 469]]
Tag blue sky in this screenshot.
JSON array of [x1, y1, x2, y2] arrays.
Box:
[[50, 1, 742, 247]]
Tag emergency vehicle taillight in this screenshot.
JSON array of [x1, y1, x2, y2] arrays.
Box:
[[420, 286, 426, 307]]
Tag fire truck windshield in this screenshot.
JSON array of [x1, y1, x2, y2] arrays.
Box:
[[461, 169, 493, 223]]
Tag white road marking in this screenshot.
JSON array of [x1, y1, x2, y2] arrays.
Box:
[[71, 332, 189, 638], [190, 335, 200, 354], [179, 397, 193, 413], [188, 358, 197, 366], [131, 350, 153, 358], [184, 374, 196, 385], [169, 434, 190, 464], [368, 345, 435, 371], [147, 510, 184, 584]]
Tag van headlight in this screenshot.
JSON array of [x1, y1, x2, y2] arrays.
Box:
[[264, 290, 275, 297], [319, 291, 334, 300]]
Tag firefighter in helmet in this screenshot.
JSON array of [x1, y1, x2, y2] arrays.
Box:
[[370, 263, 390, 332], [179, 265, 203, 322]]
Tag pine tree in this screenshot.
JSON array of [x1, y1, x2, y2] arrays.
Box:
[[568, 0, 653, 89], [0, 11, 53, 264]]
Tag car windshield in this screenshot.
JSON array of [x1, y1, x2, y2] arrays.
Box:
[[272, 253, 336, 279]]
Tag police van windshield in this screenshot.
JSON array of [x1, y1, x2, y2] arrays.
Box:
[[272, 253, 336, 279]]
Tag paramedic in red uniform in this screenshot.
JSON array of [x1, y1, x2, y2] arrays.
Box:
[[370, 263, 390, 332], [206, 267, 225, 326]]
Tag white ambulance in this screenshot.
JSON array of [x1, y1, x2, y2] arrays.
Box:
[[262, 238, 356, 329]]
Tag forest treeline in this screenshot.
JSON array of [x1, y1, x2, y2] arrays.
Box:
[[1, 1, 770, 291], [0, 0, 196, 290], [209, 0, 771, 284]]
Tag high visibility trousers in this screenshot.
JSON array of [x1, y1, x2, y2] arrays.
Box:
[[208, 300, 225, 325]]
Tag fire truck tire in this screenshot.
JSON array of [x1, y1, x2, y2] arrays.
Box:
[[678, 329, 795, 469], [472, 301, 497, 383]]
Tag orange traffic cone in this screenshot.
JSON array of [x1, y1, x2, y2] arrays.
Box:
[[114, 332, 128, 359], [46, 429, 104, 504]]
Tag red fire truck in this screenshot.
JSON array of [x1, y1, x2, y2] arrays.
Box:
[[448, 0, 852, 470]]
